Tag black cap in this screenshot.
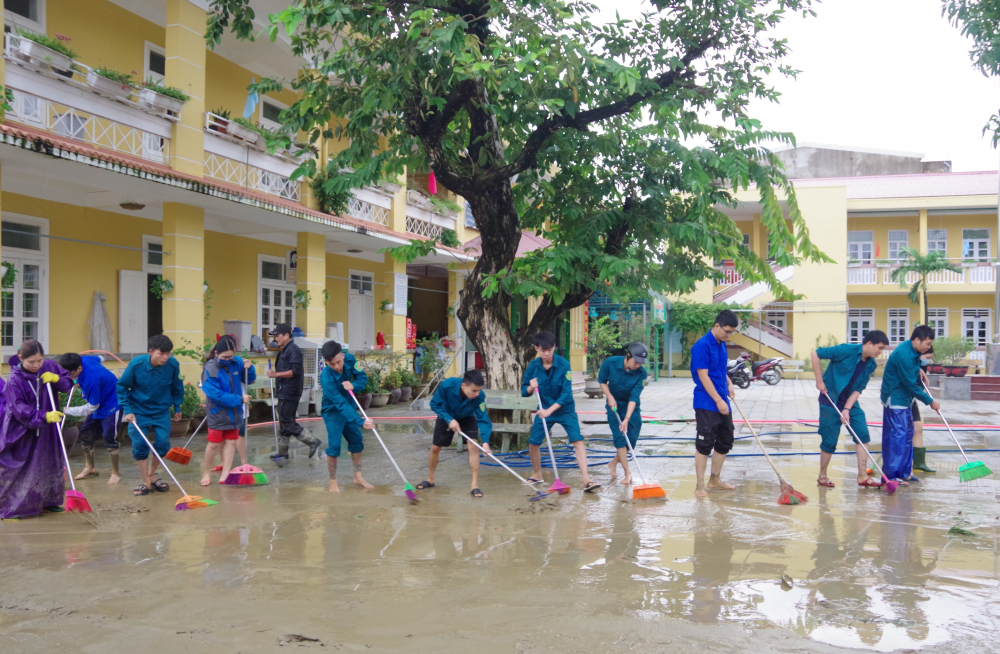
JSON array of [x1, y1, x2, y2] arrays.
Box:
[[627, 342, 648, 364], [270, 323, 292, 336]]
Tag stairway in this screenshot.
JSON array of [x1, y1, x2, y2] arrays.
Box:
[[714, 264, 794, 305], [971, 376, 1000, 401]]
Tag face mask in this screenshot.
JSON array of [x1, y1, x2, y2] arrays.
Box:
[[920, 359, 930, 367]]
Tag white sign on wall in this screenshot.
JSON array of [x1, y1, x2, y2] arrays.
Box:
[[393, 273, 408, 316]]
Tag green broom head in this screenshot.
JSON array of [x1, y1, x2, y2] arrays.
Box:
[[252, 472, 269, 485], [959, 460, 993, 483]]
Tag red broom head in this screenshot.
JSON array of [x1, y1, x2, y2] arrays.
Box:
[[165, 448, 192, 465], [882, 479, 899, 495], [790, 489, 808, 503], [777, 491, 799, 505], [65, 490, 92, 513]]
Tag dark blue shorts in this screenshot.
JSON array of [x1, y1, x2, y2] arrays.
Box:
[[323, 413, 364, 458], [607, 405, 641, 449], [80, 411, 122, 451], [529, 413, 582, 445]]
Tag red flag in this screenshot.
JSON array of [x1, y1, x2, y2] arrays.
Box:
[[428, 171, 438, 195], [875, 243, 880, 257]]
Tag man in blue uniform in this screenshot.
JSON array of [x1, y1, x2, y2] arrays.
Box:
[[117, 335, 184, 497], [319, 341, 374, 492], [810, 329, 889, 488], [691, 310, 737, 499], [59, 352, 123, 485], [599, 342, 648, 484], [419, 370, 493, 497], [522, 331, 599, 492]]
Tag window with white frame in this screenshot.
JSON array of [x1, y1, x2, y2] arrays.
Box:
[[848, 231, 874, 264], [4, 0, 45, 35], [144, 42, 165, 84], [888, 308, 909, 345], [962, 228, 990, 262], [142, 235, 163, 274], [888, 230, 909, 260], [0, 215, 49, 354], [258, 256, 294, 342], [962, 308, 991, 346], [925, 308, 948, 338], [927, 229, 947, 256], [847, 308, 874, 343], [765, 312, 786, 332], [259, 97, 287, 132]]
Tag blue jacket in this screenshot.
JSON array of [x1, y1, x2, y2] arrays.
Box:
[[117, 354, 184, 417], [691, 330, 729, 412], [520, 355, 575, 417], [598, 355, 647, 407], [320, 353, 367, 426], [817, 343, 877, 410], [881, 340, 934, 407], [431, 376, 492, 440], [202, 356, 256, 431], [76, 355, 119, 420]]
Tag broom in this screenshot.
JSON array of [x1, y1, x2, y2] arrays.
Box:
[[535, 390, 570, 495], [921, 382, 992, 482], [222, 378, 268, 486], [732, 397, 807, 505], [823, 392, 898, 494], [615, 414, 666, 500], [459, 431, 548, 501], [129, 419, 217, 510], [266, 359, 287, 467], [46, 383, 91, 513], [349, 391, 417, 503], [164, 414, 207, 465]]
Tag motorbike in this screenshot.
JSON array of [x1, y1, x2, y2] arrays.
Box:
[[727, 353, 783, 388]]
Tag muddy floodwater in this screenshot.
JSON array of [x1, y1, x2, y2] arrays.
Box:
[[2, 391, 999, 653]]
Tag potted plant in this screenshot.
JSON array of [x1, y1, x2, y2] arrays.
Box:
[[176, 382, 202, 437], [380, 299, 394, 314], [933, 335, 975, 377], [382, 369, 403, 405], [208, 108, 231, 134], [139, 78, 189, 115], [961, 258, 978, 268], [583, 316, 621, 397], [875, 259, 892, 268], [847, 257, 861, 268], [399, 369, 418, 402], [415, 338, 446, 383], [366, 371, 390, 407], [86, 67, 135, 100], [354, 372, 376, 410], [15, 30, 76, 73], [149, 275, 174, 299], [228, 116, 263, 146]]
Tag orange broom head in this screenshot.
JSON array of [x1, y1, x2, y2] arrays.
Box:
[[175, 495, 218, 511], [632, 483, 666, 500], [165, 447, 192, 465], [65, 490, 92, 513]]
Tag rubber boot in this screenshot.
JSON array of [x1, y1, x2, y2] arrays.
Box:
[[297, 430, 321, 458], [272, 435, 290, 460], [913, 447, 936, 473]]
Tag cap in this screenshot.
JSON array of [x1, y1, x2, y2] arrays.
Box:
[[627, 342, 648, 364], [270, 323, 292, 336]]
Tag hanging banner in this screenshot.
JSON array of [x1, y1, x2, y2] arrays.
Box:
[[393, 273, 408, 316]]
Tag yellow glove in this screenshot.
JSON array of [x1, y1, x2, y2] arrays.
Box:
[[40, 372, 60, 384], [45, 411, 64, 423]]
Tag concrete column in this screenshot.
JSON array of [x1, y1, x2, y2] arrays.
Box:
[[526, 296, 542, 323], [918, 209, 928, 323], [295, 232, 327, 341], [446, 270, 462, 376], [568, 305, 587, 374], [165, 0, 207, 177], [389, 170, 407, 234], [751, 213, 762, 258], [162, 203, 205, 381]]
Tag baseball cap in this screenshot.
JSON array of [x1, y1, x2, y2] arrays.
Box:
[[627, 342, 648, 364], [270, 323, 292, 336]]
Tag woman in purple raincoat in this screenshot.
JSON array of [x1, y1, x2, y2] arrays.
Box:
[[0, 340, 72, 518]]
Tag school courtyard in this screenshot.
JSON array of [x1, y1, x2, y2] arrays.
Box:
[[1, 378, 997, 653]]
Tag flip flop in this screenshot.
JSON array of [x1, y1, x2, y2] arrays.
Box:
[[817, 477, 835, 488], [415, 480, 435, 490], [525, 477, 544, 485], [583, 482, 602, 493], [151, 479, 170, 492], [858, 478, 883, 488], [133, 484, 151, 496], [470, 488, 484, 498]]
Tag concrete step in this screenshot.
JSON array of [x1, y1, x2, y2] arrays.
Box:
[[971, 377, 1000, 388], [970, 391, 1000, 401]]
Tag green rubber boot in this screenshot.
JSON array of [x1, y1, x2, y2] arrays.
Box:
[[913, 446, 936, 473]]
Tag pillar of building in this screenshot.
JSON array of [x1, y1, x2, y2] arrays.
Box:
[[162, 203, 205, 381], [383, 176, 410, 354], [568, 305, 587, 374], [165, 0, 206, 177], [446, 270, 463, 376], [751, 213, 763, 258], [918, 209, 928, 323], [295, 232, 327, 341]]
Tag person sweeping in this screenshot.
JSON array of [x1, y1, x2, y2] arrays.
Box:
[[0, 340, 73, 519], [880, 325, 939, 486], [265, 324, 321, 460], [521, 331, 599, 493], [810, 329, 889, 489], [318, 341, 375, 492], [117, 335, 185, 498], [58, 352, 124, 486], [600, 342, 649, 485], [691, 310, 738, 499], [200, 336, 254, 486], [417, 370, 493, 497]]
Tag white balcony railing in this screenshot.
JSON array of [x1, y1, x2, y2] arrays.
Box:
[[204, 153, 300, 202], [927, 268, 966, 284], [715, 267, 743, 286], [968, 265, 996, 284], [881, 269, 918, 285], [847, 267, 877, 284], [347, 196, 389, 226], [406, 216, 445, 239]]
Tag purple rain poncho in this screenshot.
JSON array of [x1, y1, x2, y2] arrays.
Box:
[[0, 360, 72, 518]]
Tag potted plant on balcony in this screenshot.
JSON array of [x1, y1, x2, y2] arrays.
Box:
[[429, 196, 462, 217], [961, 258, 978, 268], [208, 108, 231, 134], [875, 258, 892, 268], [86, 67, 135, 100], [933, 335, 975, 377], [15, 30, 76, 74], [139, 78, 189, 115], [584, 316, 620, 398], [228, 116, 263, 146]]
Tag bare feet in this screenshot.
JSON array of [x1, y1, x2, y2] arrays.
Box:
[[107, 473, 121, 486], [706, 479, 736, 491], [607, 462, 619, 479], [74, 468, 98, 480], [622, 475, 633, 485], [217, 469, 232, 485], [695, 487, 708, 499], [200, 476, 211, 487], [328, 479, 341, 493], [353, 473, 375, 490]]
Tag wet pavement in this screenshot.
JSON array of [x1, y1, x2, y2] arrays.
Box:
[[1, 379, 998, 653]]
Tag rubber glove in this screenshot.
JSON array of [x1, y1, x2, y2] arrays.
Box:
[[40, 372, 60, 384], [45, 411, 64, 423]]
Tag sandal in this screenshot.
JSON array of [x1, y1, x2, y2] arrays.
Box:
[[858, 478, 883, 488], [525, 477, 544, 485], [905, 475, 921, 483], [415, 480, 435, 490], [817, 477, 835, 488], [470, 488, 484, 498], [133, 484, 151, 496], [151, 479, 170, 493], [583, 482, 602, 493]]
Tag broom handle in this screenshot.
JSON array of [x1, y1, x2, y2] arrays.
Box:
[[921, 381, 971, 463], [128, 418, 187, 496], [535, 390, 561, 480], [46, 382, 77, 493], [823, 391, 892, 481], [349, 391, 411, 486], [181, 414, 208, 450], [615, 412, 648, 485], [459, 431, 539, 486], [58, 385, 74, 434], [731, 397, 786, 484], [267, 359, 280, 453]]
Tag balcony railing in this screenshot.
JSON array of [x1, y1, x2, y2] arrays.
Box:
[[204, 153, 300, 202], [847, 261, 997, 288], [347, 196, 389, 226], [847, 267, 877, 284], [406, 215, 444, 239], [3, 33, 173, 164]]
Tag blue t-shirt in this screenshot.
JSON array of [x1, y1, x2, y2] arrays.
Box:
[[690, 330, 729, 412]]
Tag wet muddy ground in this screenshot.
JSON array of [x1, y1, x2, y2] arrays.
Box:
[[1, 379, 998, 653]]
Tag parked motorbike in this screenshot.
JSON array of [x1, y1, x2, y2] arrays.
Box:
[[727, 353, 783, 388]]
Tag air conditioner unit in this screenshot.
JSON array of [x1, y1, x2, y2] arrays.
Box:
[[293, 336, 323, 416]]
